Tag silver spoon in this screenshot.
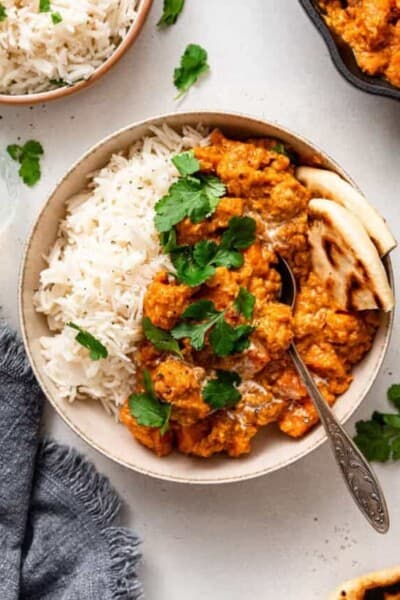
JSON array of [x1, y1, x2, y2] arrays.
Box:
[[276, 256, 390, 534]]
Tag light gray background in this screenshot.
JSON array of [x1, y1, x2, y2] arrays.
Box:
[[1, 1, 400, 598]]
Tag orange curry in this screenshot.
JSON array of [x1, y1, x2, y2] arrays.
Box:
[[120, 131, 379, 458], [319, 0, 400, 87]]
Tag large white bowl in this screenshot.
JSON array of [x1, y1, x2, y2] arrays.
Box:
[[19, 112, 395, 484]]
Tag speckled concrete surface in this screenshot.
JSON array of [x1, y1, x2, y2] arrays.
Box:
[[1, 2, 399, 598]]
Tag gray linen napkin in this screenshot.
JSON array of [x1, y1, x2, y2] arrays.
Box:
[[0, 323, 142, 600]]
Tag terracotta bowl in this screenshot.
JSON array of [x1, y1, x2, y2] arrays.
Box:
[[19, 112, 395, 484], [0, 0, 153, 105]]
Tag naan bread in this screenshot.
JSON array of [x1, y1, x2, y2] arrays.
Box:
[[297, 166, 396, 257], [308, 199, 394, 312], [330, 565, 400, 599]]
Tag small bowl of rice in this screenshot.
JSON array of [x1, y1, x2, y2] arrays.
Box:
[[0, 0, 153, 104]]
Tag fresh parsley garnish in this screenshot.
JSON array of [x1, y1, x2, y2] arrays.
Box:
[[51, 11, 62, 24], [129, 370, 171, 435], [171, 299, 254, 356], [172, 150, 200, 176], [170, 217, 256, 287], [39, 0, 51, 12], [354, 384, 400, 462], [0, 4, 7, 21], [174, 43, 209, 98], [142, 316, 183, 358], [67, 322, 108, 361], [157, 0, 185, 27], [234, 287, 255, 320], [202, 370, 242, 410], [155, 173, 225, 233], [7, 140, 44, 187]]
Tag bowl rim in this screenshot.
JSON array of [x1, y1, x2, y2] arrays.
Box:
[[298, 0, 400, 100], [19, 110, 396, 484], [0, 0, 153, 106]]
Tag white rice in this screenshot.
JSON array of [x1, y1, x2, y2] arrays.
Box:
[[34, 124, 209, 416], [0, 0, 139, 95]]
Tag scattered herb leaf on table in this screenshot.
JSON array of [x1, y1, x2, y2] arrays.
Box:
[[174, 43, 209, 98], [7, 140, 44, 187], [354, 384, 400, 462], [158, 0, 185, 28]]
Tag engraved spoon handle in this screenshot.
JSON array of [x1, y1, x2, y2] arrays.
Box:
[[289, 344, 390, 534]]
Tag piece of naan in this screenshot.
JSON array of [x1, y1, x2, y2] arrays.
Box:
[[297, 166, 396, 257], [308, 199, 394, 312]]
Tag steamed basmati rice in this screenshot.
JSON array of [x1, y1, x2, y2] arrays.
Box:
[[35, 124, 209, 415], [0, 0, 139, 95]]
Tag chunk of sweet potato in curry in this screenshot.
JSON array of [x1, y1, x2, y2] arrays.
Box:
[[143, 271, 194, 330], [120, 403, 173, 457], [152, 358, 210, 425]]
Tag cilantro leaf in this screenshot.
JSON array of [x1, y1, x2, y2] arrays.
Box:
[[200, 174, 226, 200], [157, 0, 185, 27], [172, 150, 200, 176], [51, 11, 62, 24], [7, 139, 44, 187], [171, 241, 242, 287], [129, 370, 171, 434], [67, 322, 108, 361], [171, 299, 253, 356], [220, 216, 256, 250], [7, 144, 23, 161], [142, 317, 183, 357], [23, 140, 44, 156], [174, 43, 209, 98], [170, 217, 256, 287], [171, 300, 223, 350], [160, 228, 178, 253], [202, 370, 242, 410], [155, 174, 225, 232], [19, 155, 41, 187], [181, 299, 220, 320], [171, 247, 216, 287], [388, 384, 400, 410], [354, 410, 400, 462], [209, 319, 254, 357], [234, 287, 255, 320], [0, 4, 7, 21], [39, 0, 51, 12]]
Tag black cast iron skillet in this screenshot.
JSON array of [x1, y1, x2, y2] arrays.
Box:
[[299, 0, 400, 100]]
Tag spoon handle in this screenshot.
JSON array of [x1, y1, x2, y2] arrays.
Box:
[[289, 344, 390, 534]]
